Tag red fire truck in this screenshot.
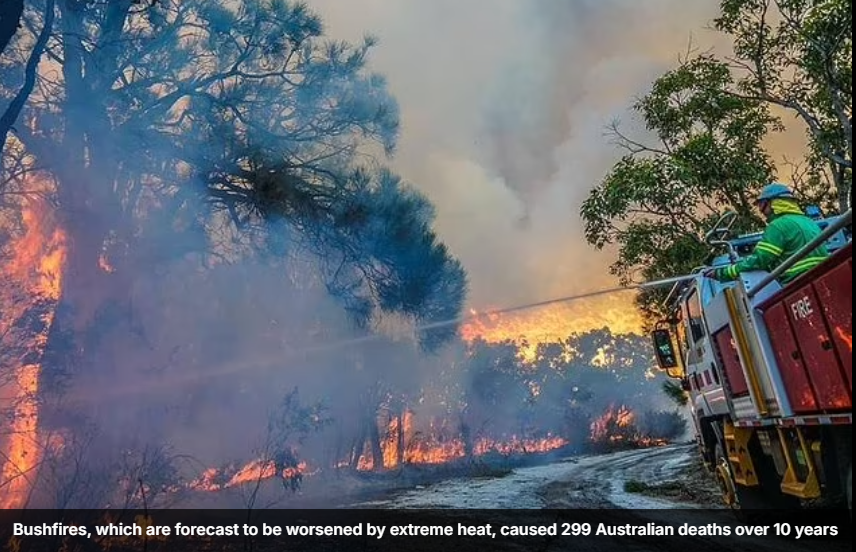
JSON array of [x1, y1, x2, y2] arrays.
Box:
[[652, 208, 852, 513]]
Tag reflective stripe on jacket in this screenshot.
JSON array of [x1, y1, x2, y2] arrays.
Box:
[[718, 206, 829, 283]]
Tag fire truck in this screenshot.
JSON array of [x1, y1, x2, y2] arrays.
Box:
[[651, 207, 852, 514]]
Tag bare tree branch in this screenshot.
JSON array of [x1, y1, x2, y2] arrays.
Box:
[[0, 0, 56, 154]]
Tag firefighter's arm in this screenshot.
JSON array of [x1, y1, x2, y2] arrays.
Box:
[[716, 225, 784, 280]]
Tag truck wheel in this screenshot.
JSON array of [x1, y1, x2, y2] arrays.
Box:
[[714, 443, 738, 508], [714, 443, 771, 519]]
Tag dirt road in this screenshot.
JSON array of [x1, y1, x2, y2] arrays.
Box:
[[351, 443, 711, 509], [346, 443, 850, 552], [539, 443, 723, 508]]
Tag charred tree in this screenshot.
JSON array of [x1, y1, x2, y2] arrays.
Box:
[[396, 411, 405, 467], [460, 412, 474, 460], [349, 425, 367, 471], [367, 414, 384, 472]]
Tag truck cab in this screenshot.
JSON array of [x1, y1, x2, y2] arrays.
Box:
[[651, 208, 852, 512]]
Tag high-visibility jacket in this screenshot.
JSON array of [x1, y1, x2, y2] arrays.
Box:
[[717, 201, 829, 284]]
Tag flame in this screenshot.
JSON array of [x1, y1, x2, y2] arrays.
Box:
[[590, 404, 636, 444], [225, 457, 310, 487], [190, 410, 570, 492], [0, 198, 67, 508], [381, 413, 406, 469], [98, 253, 115, 273], [354, 411, 568, 471], [590, 404, 633, 445], [589, 405, 668, 448], [460, 293, 643, 355], [189, 459, 311, 492]]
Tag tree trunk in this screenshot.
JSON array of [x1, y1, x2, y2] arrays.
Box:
[[832, 162, 851, 213], [0, 0, 55, 154], [39, 0, 144, 448], [0, 0, 24, 56], [460, 411, 474, 459], [331, 428, 344, 474], [396, 411, 405, 466], [349, 424, 366, 470], [368, 413, 383, 472]]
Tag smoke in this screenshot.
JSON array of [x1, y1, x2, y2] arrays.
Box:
[[0, 0, 735, 509], [308, 0, 724, 308]]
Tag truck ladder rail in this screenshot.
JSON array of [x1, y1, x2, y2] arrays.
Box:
[[747, 208, 852, 298]]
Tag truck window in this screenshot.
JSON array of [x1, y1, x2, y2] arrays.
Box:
[[686, 289, 706, 344]]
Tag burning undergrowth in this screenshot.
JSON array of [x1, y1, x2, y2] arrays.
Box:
[[0, 209, 683, 508], [589, 405, 685, 451]]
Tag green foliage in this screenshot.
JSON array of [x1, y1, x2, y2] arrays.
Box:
[[624, 479, 650, 493], [661, 379, 689, 407], [637, 409, 687, 441], [581, 56, 774, 325], [715, 0, 852, 211], [784, 151, 842, 215], [210, 156, 467, 349], [583, 0, 850, 328]]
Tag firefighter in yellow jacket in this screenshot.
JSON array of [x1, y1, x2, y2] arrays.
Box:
[[710, 183, 830, 284]]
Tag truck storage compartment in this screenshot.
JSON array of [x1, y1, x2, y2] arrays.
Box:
[[759, 243, 852, 413], [713, 326, 750, 397], [762, 302, 820, 413], [812, 258, 852, 388]]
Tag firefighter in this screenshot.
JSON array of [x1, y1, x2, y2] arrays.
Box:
[[707, 182, 830, 284]]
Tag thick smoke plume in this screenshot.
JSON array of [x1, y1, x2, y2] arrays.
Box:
[[309, 0, 724, 306]]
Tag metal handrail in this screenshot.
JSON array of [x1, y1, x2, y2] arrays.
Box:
[[704, 211, 738, 244], [705, 211, 739, 262], [747, 208, 852, 298]]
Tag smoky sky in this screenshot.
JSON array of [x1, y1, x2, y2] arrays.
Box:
[[306, 0, 726, 311]]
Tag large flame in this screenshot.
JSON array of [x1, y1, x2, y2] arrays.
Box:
[[0, 198, 67, 508], [460, 292, 643, 357]]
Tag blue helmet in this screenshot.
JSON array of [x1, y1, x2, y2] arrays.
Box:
[[757, 182, 795, 202]]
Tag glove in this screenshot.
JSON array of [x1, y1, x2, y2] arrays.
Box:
[[703, 267, 726, 281]]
